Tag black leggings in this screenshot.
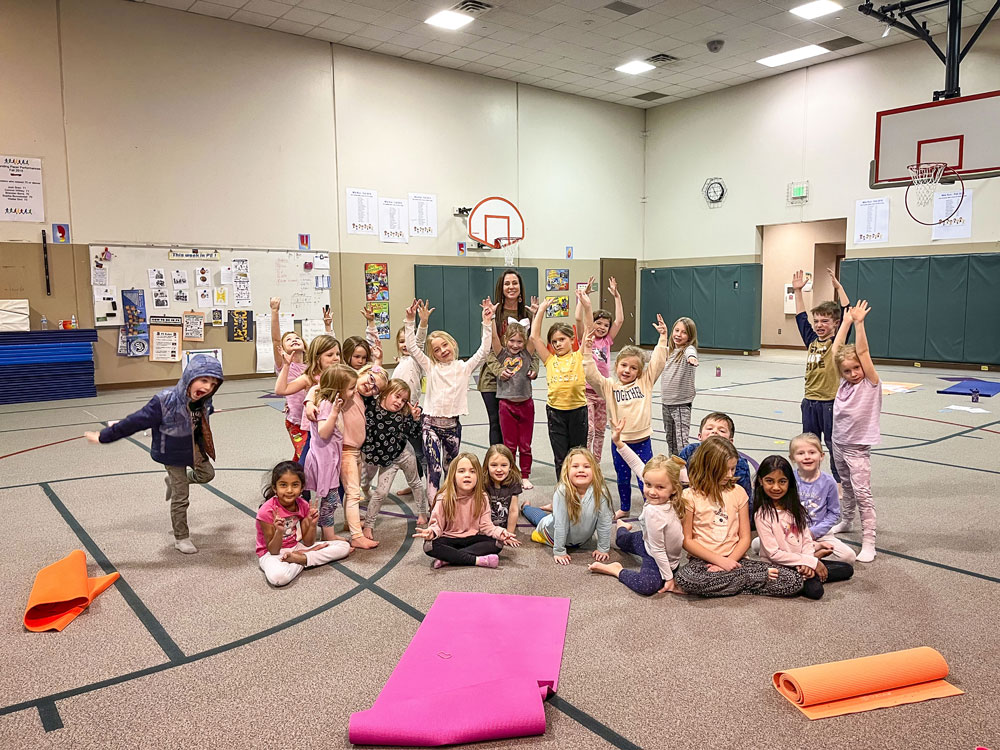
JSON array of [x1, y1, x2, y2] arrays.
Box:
[[801, 561, 854, 600], [481, 391, 503, 446], [425, 535, 503, 566], [546, 405, 589, 480]]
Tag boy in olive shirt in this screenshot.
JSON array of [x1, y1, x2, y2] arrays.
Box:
[[792, 268, 850, 483]]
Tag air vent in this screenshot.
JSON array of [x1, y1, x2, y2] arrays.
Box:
[[604, 1, 642, 16], [634, 92, 668, 101], [452, 0, 492, 14], [820, 35, 862, 51], [646, 53, 679, 64]]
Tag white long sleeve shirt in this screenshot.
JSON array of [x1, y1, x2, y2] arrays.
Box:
[[618, 441, 683, 581], [404, 320, 491, 417]]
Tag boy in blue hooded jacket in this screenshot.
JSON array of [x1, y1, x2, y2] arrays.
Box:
[[85, 355, 224, 554]]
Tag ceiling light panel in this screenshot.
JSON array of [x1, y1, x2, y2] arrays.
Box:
[[425, 10, 474, 29], [790, 1, 843, 20], [615, 60, 655, 74], [756, 45, 828, 67]]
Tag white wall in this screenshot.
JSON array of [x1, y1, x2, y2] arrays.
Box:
[[645, 23, 1000, 262]]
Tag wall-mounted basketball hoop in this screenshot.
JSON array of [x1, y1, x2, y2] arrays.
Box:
[[904, 162, 966, 226], [467, 197, 524, 267]]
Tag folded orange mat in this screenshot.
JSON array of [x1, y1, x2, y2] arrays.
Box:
[[773, 647, 964, 719], [24, 550, 119, 632]]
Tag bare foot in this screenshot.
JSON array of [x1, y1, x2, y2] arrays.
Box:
[[283, 551, 308, 565], [416, 514, 428, 526], [614, 509, 629, 521], [588, 561, 623, 578], [362, 526, 374, 540], [397, 487, 412, 496], [321, 529, 348, 542], [351, 535, 379, 550], [616, 519, 633, 531], [432, 559, 449, 569], [539, 504, 552, 512]]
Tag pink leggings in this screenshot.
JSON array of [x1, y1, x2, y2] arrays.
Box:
[[498, 398, 534, 479], [586, 389, 607, 461], [833, 443, 876, 542]]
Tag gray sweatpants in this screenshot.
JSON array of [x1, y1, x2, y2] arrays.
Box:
[[675, 557, 803, 598], [364, 444, 428, 528], [164, 450, 214, 540], [661, 403, 692, 457]]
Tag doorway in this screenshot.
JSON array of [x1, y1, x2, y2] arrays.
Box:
[[599, 258, 637, 346]]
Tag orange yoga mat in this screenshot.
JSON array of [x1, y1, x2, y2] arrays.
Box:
[[24, 550, 119, 632], [773, 647, 964, 719]]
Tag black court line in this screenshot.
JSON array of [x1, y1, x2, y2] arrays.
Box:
[[0, 421, 104, 434], [40, 482, 185, 662], [842, 539, 1000, 584], [36, 701, 62, 732]]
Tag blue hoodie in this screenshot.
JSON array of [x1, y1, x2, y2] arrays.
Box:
[[99, 355, 224, 467]]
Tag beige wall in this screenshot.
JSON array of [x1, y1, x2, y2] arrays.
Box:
[[760, 219, 846, 347]]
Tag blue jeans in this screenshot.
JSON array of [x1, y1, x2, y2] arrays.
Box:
[[610, 437, 653, 514], [801, 398, 839, 482], [521, 504, 549, 527]]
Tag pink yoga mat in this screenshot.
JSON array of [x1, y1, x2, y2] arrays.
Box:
[[349, 591, 571, 746]]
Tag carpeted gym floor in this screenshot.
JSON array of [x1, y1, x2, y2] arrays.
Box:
[[1, 350, 997, 749]]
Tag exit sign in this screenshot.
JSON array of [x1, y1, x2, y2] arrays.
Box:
[[787, 181, 809, 205]]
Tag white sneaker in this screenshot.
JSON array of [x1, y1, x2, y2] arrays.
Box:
[[750, 537, 761, 555], [521, 478, 534, 491], [856, 542, 876, 563], [174, 538, 198, 554], [829, 520, 854, 534]]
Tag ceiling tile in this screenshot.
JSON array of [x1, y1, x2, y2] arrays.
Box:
[[340, 34, 381, 48], [242, 0, 288, 17], [271, 18, 316, 32], [402, 48, 442, 62], [231, 8, 275, 25], [282, 7, 330, 25], [189, 1, 237, 18], [319, 14, 366, 33], [306, 26, 349, 41], [146, 0, 197, 9]]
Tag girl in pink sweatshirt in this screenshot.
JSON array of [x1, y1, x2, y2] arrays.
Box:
[[412, 453, 520, 568], [753, 455, 853, 600]]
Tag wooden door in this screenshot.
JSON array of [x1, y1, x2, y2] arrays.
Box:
[[599, 258, 637, 346]]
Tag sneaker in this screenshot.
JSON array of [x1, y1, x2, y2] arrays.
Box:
[[750, 537, 761, 555], [174, 538, 198, 554], [856, 542, 877, 563], [521, 478, 534, 491], [829, 520, 854, 534]]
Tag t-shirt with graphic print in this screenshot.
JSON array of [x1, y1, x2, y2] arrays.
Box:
[[495, 348, 533, 402], [586, 334, 614, 395], [796, 311, 843, 401], [255, 496, 310, 558], [486, 479, 523, 527], [682, 484, 749, 559]]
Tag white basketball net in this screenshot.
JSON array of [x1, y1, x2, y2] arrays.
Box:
[[495, 237, 521, 267], [907, 162, 946, 206]]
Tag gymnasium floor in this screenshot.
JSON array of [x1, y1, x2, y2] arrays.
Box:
[[1, 350, 997, 749]]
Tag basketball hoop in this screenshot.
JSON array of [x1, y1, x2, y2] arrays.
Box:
[[494, 236, 521, 267], [904, 162, 965, 226]]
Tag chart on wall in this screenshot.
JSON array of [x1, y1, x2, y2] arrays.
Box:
[[88, 245, 330, 328]]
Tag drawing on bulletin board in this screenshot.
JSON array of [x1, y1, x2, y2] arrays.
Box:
[[546, 269, 569, 292], [545, 295, 569, 318], [365, 263, 389, 301], [370, 302, 390, 339]]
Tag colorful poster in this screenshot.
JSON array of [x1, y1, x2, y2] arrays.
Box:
[[408, 193, 438, 237], [370, 301, 390, 340], [545, 295, 569, 318], [121, 288, 150, 357], [546, 269, 570, 291], [149, 325, 182, 362], [213, 286, 229, 306], [365, 262, 389, 301], [227, 309, 253, 342], [378, 197, 409, 243], [211, 309, 224, 326], [346, 188, 378, 235], [182, 311, 205, 341], [0, 155, 44, 221]]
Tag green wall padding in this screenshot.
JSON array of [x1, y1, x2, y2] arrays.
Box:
[[925, 255, 969, 362], [887, 257, 929, 360], [738, 263, 763, 351], [638, 268, 665, 346], [964, 254, 1000, 365], [855, 258, 893, 357], [667, 267, 693, 334], [713, 265, 741, 349], [691, 266, 717, 349]]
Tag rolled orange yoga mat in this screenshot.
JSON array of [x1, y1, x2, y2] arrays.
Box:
[[24, 550, 119, 632], [773, 647, 964, 720]]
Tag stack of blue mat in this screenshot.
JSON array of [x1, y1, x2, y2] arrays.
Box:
[[936, 379, 1000, 398], [0, 329, 98, 405]]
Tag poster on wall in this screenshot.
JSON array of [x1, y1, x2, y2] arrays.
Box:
[[227, 309, 253, 342], [149, 325, 182, 362], [0, 156, 44, 222], [931, 189, 972, 240], [365, 262, 389, 301], [370, 302, 390, 340], [854, 197, 889, 244], [347, 188, 378, 235], [147, 268, 167, 289], [182, 311, 205, 341], [211, 309, 224, 326], [121, 289, 150, 357], [172, 269, 189, 289], [379, 197, 409, 243], [197, 288, 212, 308], [300, 318, 326, 344], [408, 193, 438, 237], [183, 348, 222, 371], [545, 295, 569, 318], [545, 269, 570, 292], [232, 257, 252, 307]]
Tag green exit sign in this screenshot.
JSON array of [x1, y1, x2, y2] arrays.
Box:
[[792, 185, 807, 198], [787, 181, 809, 205]]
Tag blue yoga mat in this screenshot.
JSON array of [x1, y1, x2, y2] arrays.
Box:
[[936, 380, 1000, 397]]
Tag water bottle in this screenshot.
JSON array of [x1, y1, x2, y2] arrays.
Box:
[[40, 315, 48, 330], [715, 366, 721, 377], [70, 314, 78, 329]]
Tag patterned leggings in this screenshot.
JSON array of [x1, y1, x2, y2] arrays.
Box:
[[616, 527, 668, 596], [364, 444, 428, 528], [317, 489, 342, 529], [586, 389, 608, 462], [675, 557, 803, 598], [833, 443, 876, 543], [661, 403, 692, 457], [423, 417, 462, 503], [284, 418, 308, 463]]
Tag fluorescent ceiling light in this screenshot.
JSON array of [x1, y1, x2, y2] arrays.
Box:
[[615, 60, 655, 74], [756, 44, 829, 67], [882, 23, 892, 37], [790, 1, 842, 19], [425, 10, 474, 29]]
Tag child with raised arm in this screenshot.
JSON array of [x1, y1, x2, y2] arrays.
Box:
[[492, 321, 536, 488], [580, 288, 669, 519], [753, 455, 854, 600], [301, 364, 353, 541], [829, 300, 882, 563], [589, 419, 686, 596], [529, 286, 590, 480], [412, 453, 520, 568], [256, 461, 351, 587], [84, 355, 223, 555], [389, 300, 431, 492], [673, 436, 802, 598], [403, 297, 495, 503], [659, 317, 699, 456], [521, 448, 614, 565], [585, 277, 624, 461], [792, 266, 851, 482]]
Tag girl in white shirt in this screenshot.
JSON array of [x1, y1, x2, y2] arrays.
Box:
[[403, 298, 494, 504], [589, 419, 686, 595]]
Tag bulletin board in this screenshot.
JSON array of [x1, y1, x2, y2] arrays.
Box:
[[88, 245, 331, 328]]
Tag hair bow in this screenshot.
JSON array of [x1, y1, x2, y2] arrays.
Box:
[[508, 316, 529, 328]]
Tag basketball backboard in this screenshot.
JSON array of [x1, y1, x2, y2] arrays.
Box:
[[467, 197, 524, 249], [871, 89, 1000, 188]]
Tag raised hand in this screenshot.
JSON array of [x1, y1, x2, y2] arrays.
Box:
[[361, 303, 375, 322], [322, 304, 333, 328], [272, 509, 287, 533], [331, 394, 345, 413], [417, 299, 435, 324], [791, 270, 805, 291], [608, 277, 619, 298], [410, 403, 422, 419], [404, 298, 419, 321], [850, 299, 871, 323], [269, 297, 281, 312], [481, 298, 495, 323], [826, 267, 842, 288], [527, 295, 539, 316], [652, 313, 668, 336]]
